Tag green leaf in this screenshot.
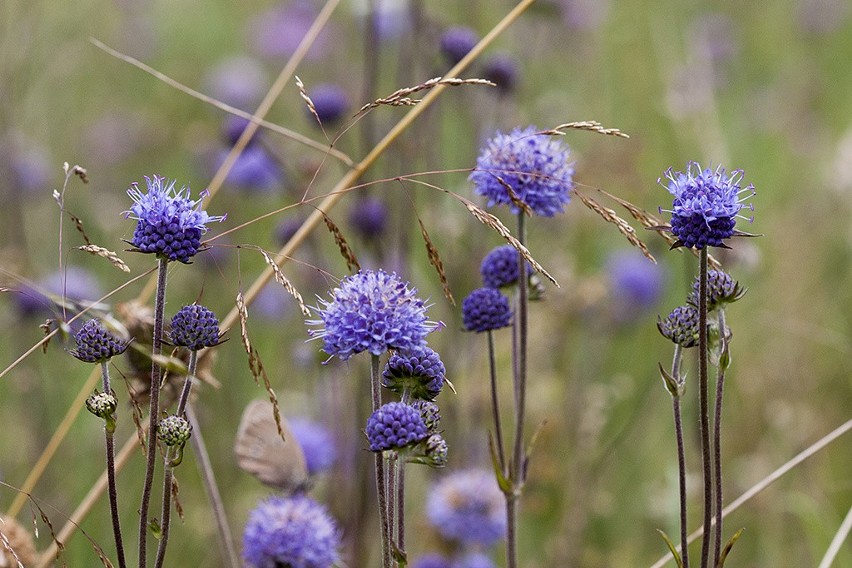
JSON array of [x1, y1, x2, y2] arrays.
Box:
[[658, 363, 682, 398], [488, 432, 512, 494], [716, 528, 745, 568], [655, 529, 685, 568]]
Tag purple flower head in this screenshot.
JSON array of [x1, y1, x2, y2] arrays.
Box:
[[462, 288, 512, 333], [658, 305, 701, 348], [157, 415, 191, 447], [481, 245, 531, 288], [170, 304, 220, 351], [248, 0, 331, 60], [348, 196, 388, 239], [289, 418, 337, 476], [439, 26, 479, 65], [7, 140, 52, 196], [307, 83, 350, 125], [470, 126, 575, 217], [365, 401, 429, 452], [426, 468, 507, 546], [222, 116, 258, 147], [456, 553, 498, 568], [14, 267, 102, 318], [242, 494, 340, 568], [124, 175, 225, 263], [482, 53, 519, 94], [307, 270, 438, 361], [276, 216, 305, 246], [606, 251, 664, 311], [217, 145, 283, 193], [70, 319, 129, 363], [686, 269, 746, 310], [412, 554, 453, 568], [382, 346, 446, 401], [410, 400, 441, 433], [659, 162, 754, 249], [204, 56, 267, 109]]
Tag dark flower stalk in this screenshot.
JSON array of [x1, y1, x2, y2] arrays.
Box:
[[139, 257, 168, 568], [372, 354, 392, 568], [100, 361, 127, 568], [488, 330, 507, 473], [713, 309, 730, 565], [669, 345, 689, 568], [697, 249, 713, 568]]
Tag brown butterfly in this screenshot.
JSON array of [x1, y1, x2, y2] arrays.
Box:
[[233, 399, 309, 492]]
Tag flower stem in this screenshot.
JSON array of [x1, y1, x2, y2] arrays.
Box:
[[669, 345, 689, 568], [396, 458, 405, 559], [713, 309, 729, 566], [507, 212, 530, 568], [697, 249, 713, 568], [154, 349, 198, 568], [100, 361, 127, 568], [185, 403, 240, 568], [139, 257, 168, 568], [371, 354, 391, 568], [487, 330, 507, 474]]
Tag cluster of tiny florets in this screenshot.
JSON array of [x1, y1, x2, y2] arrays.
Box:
[[382, 346, 446, 401], [687, 269, 746, 310], [242, 494, 340, 568], [157, 415, 191, 447], [86, 391, 118, 419], [658, 305, 701, 348], [660, 162, 754, 249], [410, 400, 441, 433], [462, 288, 512, 333], [70, 320, 129, 363], [480, 245, 530, 288], [124, 175, 225, 263], [426, 468, 507, 546], [365, 401, 429, 452], [307, 270, 437, 361], [170, 304, 221, 351], [470, 126, 574, 217]]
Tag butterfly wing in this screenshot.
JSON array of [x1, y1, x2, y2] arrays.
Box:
[[234, 399, 309, 491]]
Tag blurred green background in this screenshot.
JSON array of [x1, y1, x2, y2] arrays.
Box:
[[1, 0, 851, 566]]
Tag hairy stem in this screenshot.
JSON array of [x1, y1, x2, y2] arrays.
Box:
[[371, 354, 391, 568], [671, 342, 688, 568], [139, 257, 168, 568], [712, 309, 729, 566], [185, 403, 239, 568], [697, 249, 713, 568], [488, 330, 507, 474], [101, 361, 127, 568], [154, 349, 199, 568]]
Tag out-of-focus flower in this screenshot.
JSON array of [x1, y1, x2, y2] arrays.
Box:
[[426, 468, 507, 546], [470, 126, 574, 217], [605, 250, 664, 313], [560, 0, 610, 30], [797, 0, 851, 34], [659, 162, 754, 249], [439, 26, 479, 65], [306, 83, 350, 125], [307, 270, 437, 361], [204, 56, 268, 108], [456, 552, 498, 568], [348, 196, 388, 240], [482, 53, 520, 94], [247, 0, 332, 60], [411, 553, 453, 568], [242, 495, 340, 568], [216, 145, 283, 193], [14, 267, 102, 317], [289, 417, 337, 476], [480, 245, 531, 289]]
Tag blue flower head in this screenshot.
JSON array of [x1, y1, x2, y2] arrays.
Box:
[[426, 468, 507, 546], [382, 346, 446, 401], [687, 269, 747, 310], [480, 245, 531, 288], [606, 250, 664, 311], [660, 162, 754, 249], [308, 83, 350, 125], [70, 319, 129, 363], [658, 305, 701, 348], [462, 288, 512, 333], [125, 175, 225, 263], [170, 304, 221, 351], [470, 126, 574, 217], [439, 26, 479, 65], [365, 401, 429, 452], [307, 269, 438, 361], [242, 494, 340, 568]]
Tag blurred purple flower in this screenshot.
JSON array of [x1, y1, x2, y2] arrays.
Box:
[[689, 13, 739, 63], [204, 56, 268, 108], [3, 138, 52, 196], [215, 145, 283, 193], [289, 417, 337, 476], [356, 0, 412, 41], [348, 196, 388, 239], [14, 267, 102, 318], [439, 26, 479, 65], [306, 83, 350, 125], [276, 217, 305, 246], [426, 468, 506, 546], [248, 1, 332, 60], [482, 53, 520, 94], [605, 250, 665, 312], [560, 0, 610, 30], [411, 554, 453, 568]]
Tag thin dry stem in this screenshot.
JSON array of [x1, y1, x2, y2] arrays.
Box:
[[321, 213, 361, 273], [354, 77, 494, 118], [417, 218, 455, 305], [545, 120, 630, 138], [573, 188, 656, 263], [258, 250, 311, 316]]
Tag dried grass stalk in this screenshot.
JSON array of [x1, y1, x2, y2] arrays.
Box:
[[295, 75, 321, 127], [573, 189, 656, 263], [69, 213, 92, 245], [322, 213, 360, 272], [543, 121, 630, 138], [494, 175, 533, 216], [77, 245, 131, 273], [355, 77, 494, 117], [418, 219, 455, 305], [259, 250, 310, 316], [464, 202, 558, 286]]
